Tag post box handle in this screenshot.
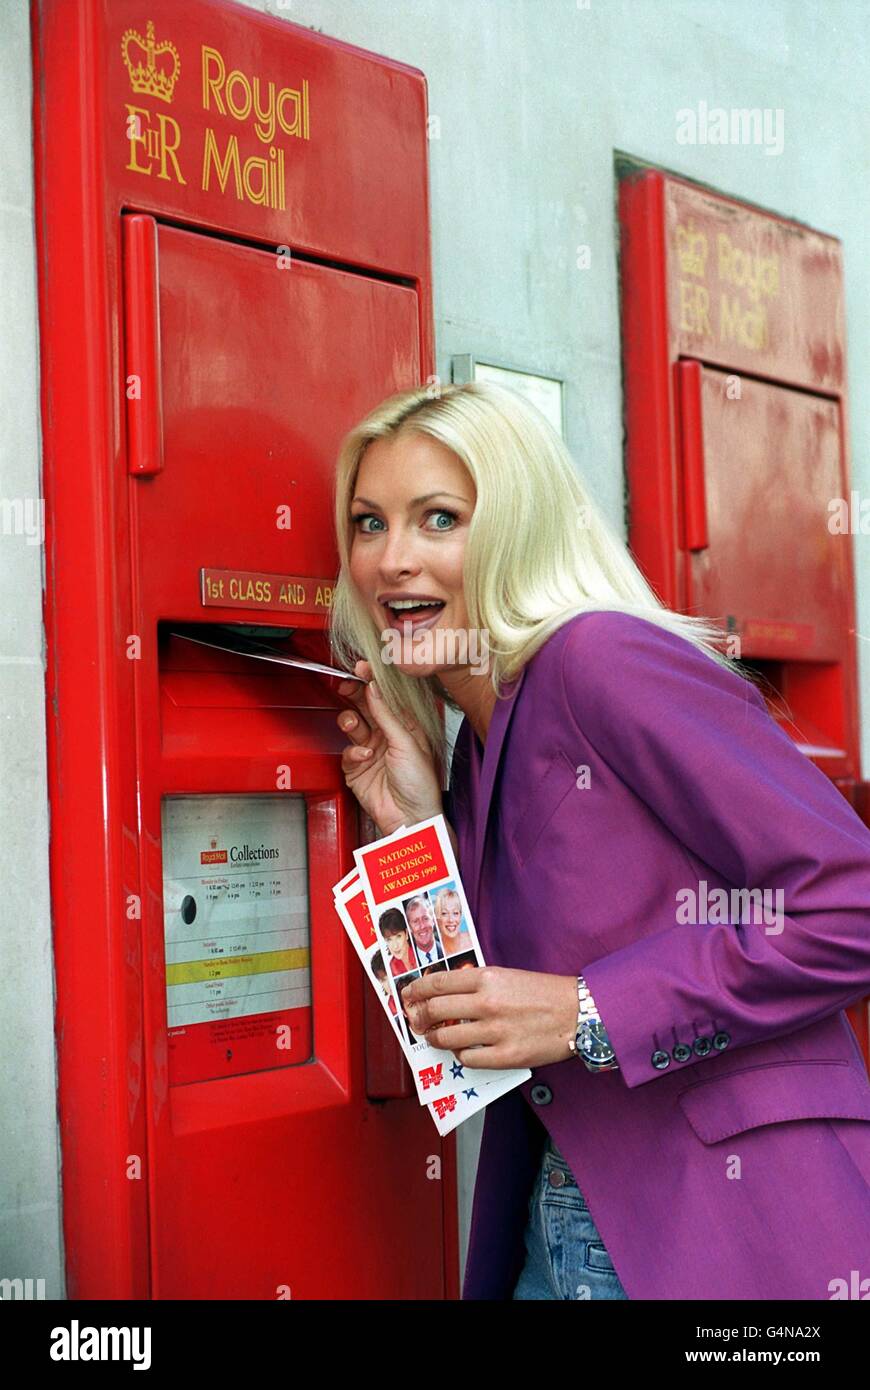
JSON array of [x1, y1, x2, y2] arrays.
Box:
[[674, 358, 708, 552], [122, 214, 164, 477]]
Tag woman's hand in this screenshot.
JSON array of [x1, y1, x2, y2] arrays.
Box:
[[336, 659, 444, 836], [399, 966, 580, 1070]]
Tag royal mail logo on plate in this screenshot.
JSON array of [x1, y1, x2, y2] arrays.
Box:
[[122, 20, 181, 104], [120, 19, 310, 211]]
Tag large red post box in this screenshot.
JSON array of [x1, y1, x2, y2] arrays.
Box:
[[617, 167, 869, 1063], [32, 0, 457, 1298]]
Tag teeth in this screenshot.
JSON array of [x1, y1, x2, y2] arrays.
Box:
[[388, 600, 443, 610]]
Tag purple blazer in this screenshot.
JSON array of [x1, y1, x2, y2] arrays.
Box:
[[446, 610, 870, 1300]]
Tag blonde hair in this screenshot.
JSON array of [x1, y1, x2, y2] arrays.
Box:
[[433, 887, 462, 922], [330, 380, 754, 780]]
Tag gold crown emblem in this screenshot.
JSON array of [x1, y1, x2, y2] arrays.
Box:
[[121, 19, 180, 103], [676, 220, 708, 278]]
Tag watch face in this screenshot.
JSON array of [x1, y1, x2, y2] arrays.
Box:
[[577, 1020, 614, 1062]]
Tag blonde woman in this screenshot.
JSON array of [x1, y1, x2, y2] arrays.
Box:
[[332, 380, 870, 1302], [432, 887, 466, 957]]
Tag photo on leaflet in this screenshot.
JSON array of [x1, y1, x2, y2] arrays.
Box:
[[401, 891, 445, 967], [429, 882, 472, 959], [394, 968, 424, 1045], [369, 948, 398, 1021], [379, 907, 418, 978]]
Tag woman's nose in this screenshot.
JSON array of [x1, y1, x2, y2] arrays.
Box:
[[377, 529, 422, 576]]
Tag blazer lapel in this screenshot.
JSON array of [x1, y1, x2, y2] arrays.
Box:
[[471, 665, 527, 910]]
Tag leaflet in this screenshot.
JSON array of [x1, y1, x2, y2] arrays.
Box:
[[349, 816, 530, 1107], [333, 874, 523, 1134]]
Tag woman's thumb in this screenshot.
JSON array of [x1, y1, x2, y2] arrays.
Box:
[[365, 680, 411, 745]]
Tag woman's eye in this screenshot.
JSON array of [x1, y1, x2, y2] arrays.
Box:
[[425, 509, 458, 531], [351, 514, 385, 533], [351, 509, 458, 533]]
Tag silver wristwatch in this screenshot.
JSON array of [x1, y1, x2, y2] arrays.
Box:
[[568, 975, 619, 1072]]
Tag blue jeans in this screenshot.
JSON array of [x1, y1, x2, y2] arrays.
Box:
[[512, 1134, 629, 1300]]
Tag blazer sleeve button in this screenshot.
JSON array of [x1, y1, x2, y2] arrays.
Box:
[[651, 1050, 670, 1070], [713, 1031, 730, 1050], [693, 1036, 713, 1056], [672, 1043, 692, 1062], [530, 1083, 553, 1105]]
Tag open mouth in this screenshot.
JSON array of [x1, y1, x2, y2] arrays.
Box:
[[382, 599, 446, 626]]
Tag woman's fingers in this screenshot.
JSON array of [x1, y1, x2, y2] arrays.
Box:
[[401, 971, 484, 1031], [336, 704, 372, 747], [362, 679, 416, 745], [340, 743, 374, 774], [336, 663, 377, 744], [338, 665, 413, 753], [336, 659, 433, 764], [336, 658, 372, 689]]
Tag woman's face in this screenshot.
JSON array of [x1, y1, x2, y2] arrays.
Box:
[[437, 899, 462, 936], [384, 929, 409, 958], [349, 432, 475, 678]]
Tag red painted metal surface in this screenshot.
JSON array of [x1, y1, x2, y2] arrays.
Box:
[[673, 360, 708, 553], [618, 167, 868, 1067], [123, 215, 164, 477], [33, 0, 456, 1298]]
